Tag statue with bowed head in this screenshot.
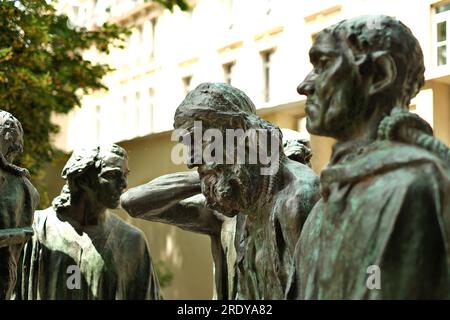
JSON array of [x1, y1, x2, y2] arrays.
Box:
[[122, 83, 320, 299]]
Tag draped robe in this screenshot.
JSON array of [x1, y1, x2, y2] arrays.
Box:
[[15, 207, 160, 300], [294, 141, 450, 299]]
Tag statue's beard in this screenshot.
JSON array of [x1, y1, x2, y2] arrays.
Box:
[[4, 142, 22, 163], [200, 165, 257, 217]]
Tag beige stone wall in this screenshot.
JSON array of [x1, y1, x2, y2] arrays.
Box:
[[115, 132, 214, 299], [431, 82, 450, 145]]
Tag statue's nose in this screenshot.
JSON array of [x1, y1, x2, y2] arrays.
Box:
[[297, 72, 315, 96]]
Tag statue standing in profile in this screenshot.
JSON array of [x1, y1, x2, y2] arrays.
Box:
[[292, 15, 450, 299], [15, 144, 160, 300], [0, 110, 39, 300]]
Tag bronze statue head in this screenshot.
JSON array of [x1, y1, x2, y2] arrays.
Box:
[[281, 128, 312, 167], [54, 144, 129, 218], [0, 110, 24, 163], [297, 15, 425, 141], [174, 82, 284, 217]]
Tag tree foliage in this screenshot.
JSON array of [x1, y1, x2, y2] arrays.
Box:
[[0, 0, 187, 206]]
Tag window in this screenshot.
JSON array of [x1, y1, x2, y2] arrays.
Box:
[[136, 25, 144, 64], [135, 91, 141, 134], [95, 105, 101, 141], [265, 0, 272, 15], [182, 75, 192, 96], [433, 2, 450, 66], [72, 5, 79, 19], [437, 2, 450, 13], [148, 88, 155, 133], [223, 62, 235, 85], [123, 96, 128, 137], [138, 24, 144, 44], [437, 21, 447, 65], [224, 0, 234, 30], [150, 17, 158, 59], [261, 50, 274, 103]]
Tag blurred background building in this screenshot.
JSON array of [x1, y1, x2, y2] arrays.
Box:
[[48, 0, 450, 299]]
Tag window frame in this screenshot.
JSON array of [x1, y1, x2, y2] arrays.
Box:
[[432, 2, 450, 66], [261, 49, 275, 103]]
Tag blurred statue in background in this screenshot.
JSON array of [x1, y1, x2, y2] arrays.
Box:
[[292, 15, 450, 299], [0, 110, 39, 300], [121, 127, 313, 300], [135, 82, 319, 300], [15, 144, 160, 300]]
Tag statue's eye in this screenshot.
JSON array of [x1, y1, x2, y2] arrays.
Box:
[[101, 171, 120, 180], [317, 56, 330, 71]]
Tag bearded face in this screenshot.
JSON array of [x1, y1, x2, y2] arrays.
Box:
[[0, 123, 24, 163], [198, 163, 259, 217]]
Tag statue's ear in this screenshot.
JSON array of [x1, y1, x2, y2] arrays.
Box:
[[76, 175, 91, 191], [70, 169, 95, 192], [368, 51, 397, 96]]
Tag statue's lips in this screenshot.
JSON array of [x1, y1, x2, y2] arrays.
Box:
[[305, 102, 319, 117]]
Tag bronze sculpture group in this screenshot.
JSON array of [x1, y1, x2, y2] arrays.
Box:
[[1, 15, 449, 300]]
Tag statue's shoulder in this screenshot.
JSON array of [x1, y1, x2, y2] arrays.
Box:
[[22, 177, 40, 210], [363, 140, 445, 168], [366, 141, 449, 181], [323, 140, 447, 186], [284, 159, 320, 202], [275, 161, 321, 230], [105, 211, 146, 242]]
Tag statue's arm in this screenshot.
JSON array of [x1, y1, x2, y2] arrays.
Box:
[[121, 171, 221, 236]]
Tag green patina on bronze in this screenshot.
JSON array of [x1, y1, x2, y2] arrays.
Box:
[[15, 145, 160, 300], [122, 83, 320, 299], [0, 110, 39, 300], [291, 15, 450, 299]]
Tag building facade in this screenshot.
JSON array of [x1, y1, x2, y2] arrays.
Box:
[[50, 0, 450, 299]]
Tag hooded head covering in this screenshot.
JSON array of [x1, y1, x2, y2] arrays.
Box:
[[174, 82, 257, 130]]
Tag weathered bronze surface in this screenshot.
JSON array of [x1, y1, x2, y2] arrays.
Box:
[[123, 83, 320, 299], [0, 110, 38, 300], [15, 145, 160, 299], [121, 130, 313, 299], [291, 15, 450, 299]]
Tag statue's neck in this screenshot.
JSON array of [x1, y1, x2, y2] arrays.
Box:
[[65, 192, 105, 226], [245, 159, 285, 223], [332, 108, 385, 164]]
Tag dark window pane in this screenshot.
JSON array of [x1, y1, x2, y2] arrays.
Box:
[[436, 3, 450, 13], [438, 45, 447, 65], [438, 21, 447, 42]]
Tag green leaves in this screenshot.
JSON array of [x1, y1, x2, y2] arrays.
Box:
[[0, 0, 127, 207], [0, 47, 13, 62], [1, 0, 189, 208]]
